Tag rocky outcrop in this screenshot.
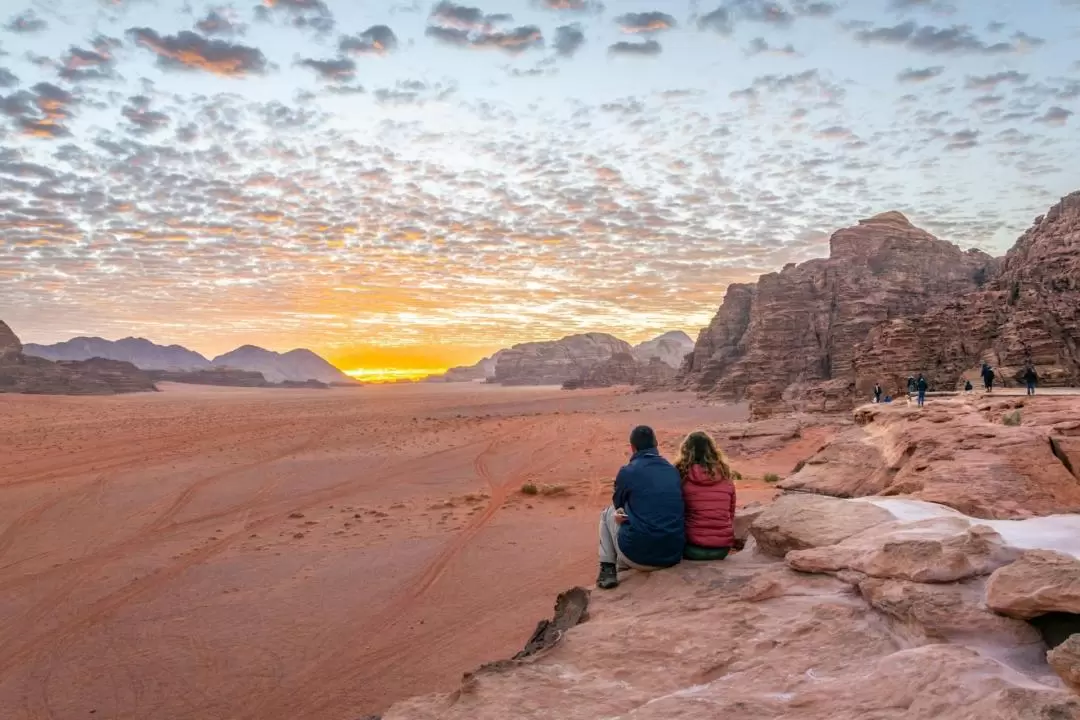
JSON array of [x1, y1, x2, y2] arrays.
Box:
[[1049, 635, 1080, 691], [1, 322, 157, 395], [856, 192, 1080, 397], [986, 550, 1080, 620], [23, 336, 211, 371], [384, 494, 1080, 719], [750, 493, 895, 557], [679, 211, 995, 417], [631, 331, 694, 369], [425, 354, 501, 383], [575, 354, 677, 389], [681, 194, 1080, 417], [210, 345, 353, 384], [494, 333, 632, 386], [779, 397, 1080, 519]]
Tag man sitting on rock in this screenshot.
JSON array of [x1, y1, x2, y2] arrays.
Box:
[[597, 425, 685, 590]]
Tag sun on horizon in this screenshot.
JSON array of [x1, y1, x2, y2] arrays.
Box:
[[344, 367, 447, 383]]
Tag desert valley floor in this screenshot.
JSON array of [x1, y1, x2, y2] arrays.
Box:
[[0, 383, 820, 719]]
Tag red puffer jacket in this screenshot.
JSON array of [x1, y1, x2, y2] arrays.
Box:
[[681, 464, 736, 548]]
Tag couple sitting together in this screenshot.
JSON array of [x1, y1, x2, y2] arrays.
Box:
[[597, 425, 735, 590]]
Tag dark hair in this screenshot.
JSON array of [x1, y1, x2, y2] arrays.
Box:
[[629, 425, 657, 452]]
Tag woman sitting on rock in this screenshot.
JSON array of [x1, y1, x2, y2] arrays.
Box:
[[676, 431, 737, 561]]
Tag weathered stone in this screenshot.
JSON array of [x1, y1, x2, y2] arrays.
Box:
[[0, 320, 23, 358], [1048, 634, 1080, 692], [787, 518, 1022, 583], [631, 331, 693, 370], [678, 211, 995, 417], [494, 333, 632, 386], [986, 550, 1080, 620], [780, 399, 1080, 519], [749, 493, 894, 558]]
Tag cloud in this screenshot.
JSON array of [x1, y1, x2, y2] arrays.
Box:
[[5, 10, 47, 33], [746, 37, 798, 56], [339, 25, 398, 54], [58, 37, 122, 82], [890, 0, 956, 12], [944, 128, 979, 150], [122, 96, 171, 134], [1036, 106, 1072, 126], [534, 0, 602, 10], [430, 1, 509, 30], [1, 82, 77, 138], [616, 12, 676, 34], [297, 57, 357, 81], [964, 71, 1028, 91], [128, 28, 269, 76], [698, 7, 733, 34], [196, 10, 243, 36], [896, 66, 944, 82], [257, 0, 334, 33], [608, 39, 662, 56], [855, 21, 1018, 54], [553, 24, 585, 56], [0, 68, 17, 88]]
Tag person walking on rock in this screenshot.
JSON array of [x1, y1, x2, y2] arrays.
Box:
[[1024, 365, 1039, 396], [916, 374, 928, 407], [597, 425, 685, 590], [982, 363, 995, 393], [676, 431, 736, 562]]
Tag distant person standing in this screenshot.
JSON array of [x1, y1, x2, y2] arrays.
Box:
[[873, 383, 882, 404], [916, 374, 928, 407], [982, 364, 995, 393], [907, 376, 916, 395], [964, 379, 973, 394], [1024, 365, 1039, 395]]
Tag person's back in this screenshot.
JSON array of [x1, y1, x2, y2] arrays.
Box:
[[682, 464, 735, 559], [614, 450, 685, 567]]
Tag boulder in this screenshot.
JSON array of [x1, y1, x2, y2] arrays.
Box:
[[787, 518, 1022, 583], [749, 494, 894, 558], [1048, 634, 1080, 692], [986, 550, 1080, 620]]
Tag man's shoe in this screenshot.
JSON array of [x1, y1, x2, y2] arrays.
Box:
[[597, 562, 619, 590]]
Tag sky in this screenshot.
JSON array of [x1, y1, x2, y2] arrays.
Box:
[[2, 0, 1079, 379]]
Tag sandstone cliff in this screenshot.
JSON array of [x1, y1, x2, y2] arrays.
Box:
[[494, 333, 632, 386], [574, 353, 677, 389], [210, 345, 353, 384], [680, 211, 995, 416], [24, 336, 211, 371], [0, 321, 157, 395], [855, 192, 1080, 396]]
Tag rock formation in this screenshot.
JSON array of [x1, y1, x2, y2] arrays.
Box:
[[778, 396, 1080, 519], [23, 336, 211, 371], [493, 333, 632, 386], [856, 192, 1080, 396], [210, 345, 353, 384], [384, 492, 1080, 719], [572, 354, 677, 390], [0, 321, 157, 395], [425, 353, 502, 383], [631, 331, 694, 369], [681, 193, 1080, 417]]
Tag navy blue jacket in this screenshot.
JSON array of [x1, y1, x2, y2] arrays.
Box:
[[613, 448, 685, 567]]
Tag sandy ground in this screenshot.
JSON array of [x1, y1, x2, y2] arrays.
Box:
[[0, 383, 824, 719]]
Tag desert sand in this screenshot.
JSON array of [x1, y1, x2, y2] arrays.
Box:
[[0, 383, 823, 719]]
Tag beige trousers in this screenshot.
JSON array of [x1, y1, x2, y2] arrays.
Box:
[[598, 505, 664, 572]]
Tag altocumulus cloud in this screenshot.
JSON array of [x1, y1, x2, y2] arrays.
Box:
[[128, 28, 269, 76]]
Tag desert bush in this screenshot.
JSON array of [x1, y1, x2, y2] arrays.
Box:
[[540, 484, 568, 496], [521, 482, 539, 495], [1002, 410, 1022, 427], [764, 473, 781, 483], [731, 470, 743, 481]]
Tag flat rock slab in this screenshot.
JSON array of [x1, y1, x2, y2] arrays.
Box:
[[986, 550, 1080, 620], [750, 493, 895, 558]]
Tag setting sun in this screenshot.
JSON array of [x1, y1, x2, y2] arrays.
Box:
[[344, 367, 446, 383]]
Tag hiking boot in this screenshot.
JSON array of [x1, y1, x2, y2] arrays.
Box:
[[597, 562, 619, 590]]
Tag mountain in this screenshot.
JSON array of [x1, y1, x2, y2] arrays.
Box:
[[678, 210, 999, 417], [1, 321, 157, 395], [631, 331, 694, 369], [210, 345, 352, 384], [679, 195, 1080, 417], [425, 352, 503, 383], [493, 333, 633, 386], [23, 336, 210, 371]]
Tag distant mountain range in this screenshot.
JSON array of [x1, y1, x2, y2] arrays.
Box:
[[425, 330, 694, 384], [23, 337, 353, 384]]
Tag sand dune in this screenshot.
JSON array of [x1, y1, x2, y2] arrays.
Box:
[[0, 383, 813, 719]]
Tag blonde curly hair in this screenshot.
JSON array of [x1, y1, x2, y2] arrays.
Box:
[[674, 430, 732, 483]]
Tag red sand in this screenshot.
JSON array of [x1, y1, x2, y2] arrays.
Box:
[[0, 383, 811, 719]]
